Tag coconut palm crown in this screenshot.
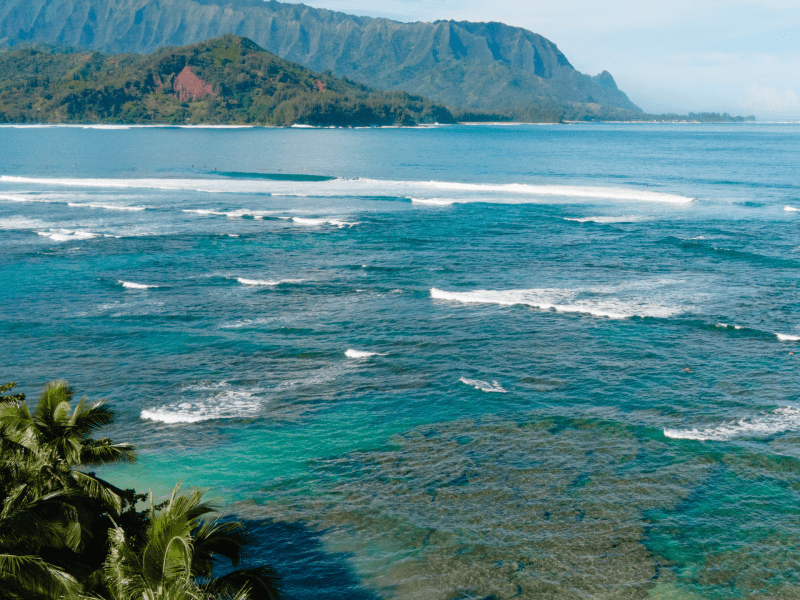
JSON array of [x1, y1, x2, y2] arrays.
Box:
[[0, 380, 135, 515]]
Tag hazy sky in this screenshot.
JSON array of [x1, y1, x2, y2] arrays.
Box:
[[301, 0, 800, 119]]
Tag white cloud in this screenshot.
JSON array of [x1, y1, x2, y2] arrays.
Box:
[[741, 86, 800, 118]]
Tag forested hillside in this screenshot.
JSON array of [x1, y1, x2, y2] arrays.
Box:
[[0, 0, 642, 116], [0, 35, 456, 125]]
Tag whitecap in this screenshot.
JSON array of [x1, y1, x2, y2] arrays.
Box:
[[183, 208, 274, 219], [459, 377, 507, 393], [36, 229, 100, 241], [141, 388, 261, 424], [784, 206, 800, 212], [564, 215, 646, 223], [291, 217, 359, 228], [430, 288, 682, 319], [664, 406, 800, 441], [0, 175, 692, 205], [776, 333, 800, 342], [237, 277, 303, 286], [410, 198, 456, 206], [716, 323, 744, 330], [68, 202, 148, 211], [119, 280, 158, 290], [345, 349, 386, 359], [411, 181, 693, 203]]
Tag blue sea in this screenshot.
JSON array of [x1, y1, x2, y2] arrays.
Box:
[[1, 123, 799, 599]]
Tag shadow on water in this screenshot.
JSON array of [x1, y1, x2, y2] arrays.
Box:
[[225, 518, 384, 600]]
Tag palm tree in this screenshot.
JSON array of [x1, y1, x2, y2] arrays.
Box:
[[104, 484, 281, 600], [0, 380, 137, 598], [0, 410, 84, 599], [0, 380, 135, 515]]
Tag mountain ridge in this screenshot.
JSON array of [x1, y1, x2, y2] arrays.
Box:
[[0, 0, 642, 115]]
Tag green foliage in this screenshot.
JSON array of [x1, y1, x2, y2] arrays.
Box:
[[0, 35, 455, 126], [0, 379, 281, 599], [0, 383, 24, 406], [104, 484, 280, 600]]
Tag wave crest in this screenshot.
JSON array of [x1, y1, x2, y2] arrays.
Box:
[[430, 287, 683, 319], [664, 407, 800, 441], [459, 377, 507, 393]]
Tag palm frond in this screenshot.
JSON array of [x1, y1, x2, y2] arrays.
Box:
[[192, 519, 248, 574], [80, 438, 136, 466], [202, 566, 282, 600], [71, 400, 116, 436], [71, 471, 123, 515], [0, 553, 83, 599]]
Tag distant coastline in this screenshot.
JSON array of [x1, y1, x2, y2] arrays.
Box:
[[0, 37, 756, 127]]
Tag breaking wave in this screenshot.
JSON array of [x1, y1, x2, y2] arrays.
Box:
[[237, 278, 304, 286], [459, 377, 507, 393], [785, 206, 800, 212], [183, 208, 276, 219], [410, 198, 457, 206], [664, 406, 800, 441], [430, 287, 683, 319], [288, 217, 359, 228], [564, 215, 647, 223], [36, 229, 100, 241], [119, 281, 158, 290], [68, 202, 148, 211], [141, 384, 261, 424], [0, 175, 693, 204], [776, 333, 800, 342], [345, 349, 385, 359]]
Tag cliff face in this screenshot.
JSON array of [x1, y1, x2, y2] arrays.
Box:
[[0, 0, 641, 113]]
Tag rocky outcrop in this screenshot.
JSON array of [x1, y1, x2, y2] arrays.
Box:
[[173, 65, 214, 101], [0, 0, 641, 114]]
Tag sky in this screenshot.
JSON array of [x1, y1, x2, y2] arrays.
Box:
[[300, 0, 800, 119]]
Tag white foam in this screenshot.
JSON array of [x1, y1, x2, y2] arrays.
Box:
[[291, 217, 359, 228], [716, 323, 744, 330], [430, 287, 682, 319], [237, 277, 303, 286], [345, 349, 385, 359], [68, 202, 147, 211], [141, 388, 261, 424], [564, 215, 646, 223], [82, 124, 131, 130], [119, 280, 158, 290], [459, 377, 507, 393], [664, 406, 800, 441], [36, 229, 100, 241], [410, 197, 457, 206], [776, 333, 800, 341], [183, 208, 273, 219], [219, 317, 278, 329], [0, 216, 52, 230], [0, 176, 692, 205], [784, 206, 800, 212], [290, 124, 315, 128], [413, 181, 693, 203]]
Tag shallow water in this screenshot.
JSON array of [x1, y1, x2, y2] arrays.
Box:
[[2, 123, 799, 598]]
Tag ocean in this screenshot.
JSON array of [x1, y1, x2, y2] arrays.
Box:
[[1, 122, 799, 599]]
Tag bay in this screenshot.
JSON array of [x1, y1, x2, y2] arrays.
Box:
[[1, 122, 799, 599]]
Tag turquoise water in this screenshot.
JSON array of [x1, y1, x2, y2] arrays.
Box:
[[1, 123, 799, 599]]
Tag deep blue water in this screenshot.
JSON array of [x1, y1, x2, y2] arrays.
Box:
[[2, 123, 799, 599]]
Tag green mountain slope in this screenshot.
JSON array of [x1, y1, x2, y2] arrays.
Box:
[[0, 0, 641, 115], [0, 35, 456, 125]]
